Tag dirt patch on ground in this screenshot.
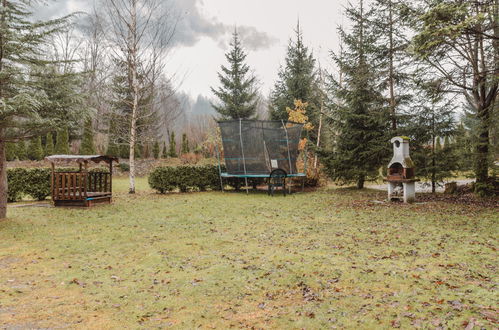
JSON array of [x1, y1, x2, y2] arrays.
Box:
[[417, 193, 498, 208]]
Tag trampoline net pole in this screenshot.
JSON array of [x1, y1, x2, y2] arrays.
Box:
[[239, 119, 249, 193], [281, 120, 293, 174], [215, 144, 224, 192]]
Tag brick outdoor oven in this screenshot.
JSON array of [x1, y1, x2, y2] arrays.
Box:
[[385, 136, 419, 203]]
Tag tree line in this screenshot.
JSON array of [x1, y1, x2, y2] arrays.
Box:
[[210, 0, 498, 195], [0, 0, 497, 218]]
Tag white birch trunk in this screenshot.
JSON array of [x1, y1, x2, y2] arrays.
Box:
[[128, 0, 138, 194]]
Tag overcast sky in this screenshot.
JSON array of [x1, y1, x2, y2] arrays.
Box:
[[36, 0, 349, 98]]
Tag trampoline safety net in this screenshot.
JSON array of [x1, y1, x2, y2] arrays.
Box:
[[218, 120, 304, 175]]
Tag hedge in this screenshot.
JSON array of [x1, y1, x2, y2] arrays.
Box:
[[7, 167, 109, 202], [7, 168, 51, 202], [149, 165, 222, 193], [148, 165, 269, 193]]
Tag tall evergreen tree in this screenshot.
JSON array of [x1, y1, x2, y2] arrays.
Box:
[[5, 143, 17, 161], [181, 133, 190, 154], [211, 30, 258, 119], [412, 0, 498, 194], [269, 23, 321, 127], [321, 0, 390, 189], [45, 132, 55, 157], [372, 0, 413, 131], [152, 141, 160, 159], [16, 141, 27, 161], [0, 1, 78, 218], [80, 119, 96, 155], [107, 139, 120, 158], [28, 137, 44, 161], [162, 142, 168, 158], [409, 82, 457, 193], [454, 121, 474, 172], [55, 128, 70, 154], [168, 132, 177, 157]]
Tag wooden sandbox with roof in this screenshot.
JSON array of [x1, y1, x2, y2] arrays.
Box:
[[45, 155, 118, 207]]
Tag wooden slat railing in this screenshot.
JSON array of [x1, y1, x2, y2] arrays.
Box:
[[53, 172, 88, 200], [87, 172, 111, 193], [53, 171, 111, 201]]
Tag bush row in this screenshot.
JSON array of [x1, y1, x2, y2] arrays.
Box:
[[149, 165, 274, 193], [7, 167, 110, 202], [7, 168, 51, 202], [148, 165, 223, 193]]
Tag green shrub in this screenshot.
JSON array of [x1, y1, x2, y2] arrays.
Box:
[[118, 163, 130, 172], [23, 168, 51, 200], [7, 168, 51, 202], [149, 165, 222, 193]]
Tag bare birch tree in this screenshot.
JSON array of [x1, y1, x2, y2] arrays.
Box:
[[104, 0, 177, 193]]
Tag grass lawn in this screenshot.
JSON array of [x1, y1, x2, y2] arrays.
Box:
[[0, 177, 497, 328]]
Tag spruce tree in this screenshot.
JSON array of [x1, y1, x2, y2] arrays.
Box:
[[211, 30, 258, 119], [181, 133, 190, 154], [321, 0, 390, 189], [28, 137, 43, 161], [268, 22, 322, 142], [55, 128, 70, 154], [80, 119, 96, 155], [107, 139, 120, 158], [168, 132, 177, 157], [372, 0, 412, 131], [5, 143, 16, 161], [454, 122, 473, 172], [409, 81, 457, 193], [0, 1, 77, 218], [162, 143, 168, 158], [16, 141, 27, 161], [45, 132, 55, 157], [152, 141, 160, 159], [412, 0, 498, 194]]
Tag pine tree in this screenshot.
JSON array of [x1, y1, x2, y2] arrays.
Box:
[[454, 122, 473, 172], [181, 133, 190, 154], [45, 132, 55, 157], [28, 137, 43, 161], [168, 132, 177, 157], [107, 140, 120, 158], [55, 128, 69, 155], [320, 0, 390, 189], [211, 30, 258, 119], [152, 141, 160, 159], [55, 128, 70, 154], [16, 141, 27, 161], [269, 23, 321, 127], [5, 143, 16, 161], [372, 0, 412, 131], [0, 1, 77, 218], [412, 0, 498, 195], [409, 82, 457, 193], [162, 143, 168, 158], [80, 119, 96, 155]]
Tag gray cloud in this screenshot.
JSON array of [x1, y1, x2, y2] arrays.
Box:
[[30, 0, 277, 51], [170, 0, 278, 51]]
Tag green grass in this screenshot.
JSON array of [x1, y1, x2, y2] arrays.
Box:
[[0, 177, 497, 329]]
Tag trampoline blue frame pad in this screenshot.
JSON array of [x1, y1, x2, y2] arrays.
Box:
[[220, 172, 306, 178]]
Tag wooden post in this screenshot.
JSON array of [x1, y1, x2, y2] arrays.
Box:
[[84, 161, 88, 198], [109, 160, 113, 194], [50, 163, 55, 202]]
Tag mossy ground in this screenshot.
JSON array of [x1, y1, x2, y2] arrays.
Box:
[[0, 177, 497, 328]]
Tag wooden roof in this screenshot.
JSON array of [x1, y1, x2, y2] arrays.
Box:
[[45, 155, 118, 164]]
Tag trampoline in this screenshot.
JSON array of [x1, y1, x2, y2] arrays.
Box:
[[216, 119, 306, 193]]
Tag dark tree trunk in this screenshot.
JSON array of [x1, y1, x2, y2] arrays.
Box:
[[357, 175, 365, 189], [475, 104, 490, 191], [0, 135, 7, 219]]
